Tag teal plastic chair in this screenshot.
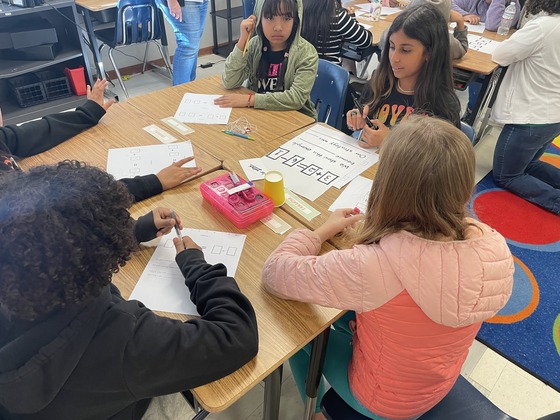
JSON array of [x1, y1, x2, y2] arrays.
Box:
[[311, 59, 350, 130]]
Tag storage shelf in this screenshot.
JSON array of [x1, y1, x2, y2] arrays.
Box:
[[0, 46, 83, 79], [1, 94, 86, 126]]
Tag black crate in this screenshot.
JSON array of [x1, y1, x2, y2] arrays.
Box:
[[7, 74, 48, 108], [36, 70, 72, 100]]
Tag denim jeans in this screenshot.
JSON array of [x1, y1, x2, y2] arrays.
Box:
[[493, 123, 560, 215], [157, 0, 208, 85]]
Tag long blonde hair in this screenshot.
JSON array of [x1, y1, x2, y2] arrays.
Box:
[[354, 116, 475, 245]]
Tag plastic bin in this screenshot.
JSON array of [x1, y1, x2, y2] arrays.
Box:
[[36, 69, 72, 100], [64, 66, 87, 96], [7, 74, 48, 108]]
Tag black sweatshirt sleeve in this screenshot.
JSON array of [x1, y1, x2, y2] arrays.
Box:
[[0, 100, 106, 158], [119, 174, 163, 202], [121, 248, 259, 397]]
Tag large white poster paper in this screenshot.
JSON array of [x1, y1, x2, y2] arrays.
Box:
[[262, 124, 379, 201]]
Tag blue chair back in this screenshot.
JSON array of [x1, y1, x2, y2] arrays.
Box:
[[114, 0, 161, 46], [242, 0, 255, 18], [311, 59, 350, 130], [460, 121, 475, 143]]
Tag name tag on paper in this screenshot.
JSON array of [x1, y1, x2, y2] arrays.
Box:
[[161, 117, 195, 136], [261, 213, 292, 234], [143, 124, 177, 144]]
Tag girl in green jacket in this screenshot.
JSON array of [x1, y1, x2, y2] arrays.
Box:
[[215, 0, 318, 120]]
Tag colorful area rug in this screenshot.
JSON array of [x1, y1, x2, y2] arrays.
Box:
[[471, 137, 560, 392]]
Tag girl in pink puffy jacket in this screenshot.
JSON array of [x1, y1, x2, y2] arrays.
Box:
[[262, 116, 514, 420]]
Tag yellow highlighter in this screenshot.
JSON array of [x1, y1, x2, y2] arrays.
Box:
[[243, 31, 253, 57]]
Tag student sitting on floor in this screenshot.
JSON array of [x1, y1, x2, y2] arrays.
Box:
[[0, 161, 259, 419], [215, 0, 318, 119], [0, 79, 202, 202], [346, 4, 462, 147], [262, 116, 514, 420]]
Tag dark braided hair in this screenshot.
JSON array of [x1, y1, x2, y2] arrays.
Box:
[[0, 161, 137, 321], [525, 0, 560, 14]]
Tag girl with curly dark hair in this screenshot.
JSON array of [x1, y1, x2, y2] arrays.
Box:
[[490, 0, 560, 214], [0, 161, 258, 419]]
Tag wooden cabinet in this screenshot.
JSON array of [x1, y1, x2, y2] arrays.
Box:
[[0, 0, 92, 125]]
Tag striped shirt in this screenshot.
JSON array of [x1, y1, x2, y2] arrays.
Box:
[[316, 8, 373, 64]]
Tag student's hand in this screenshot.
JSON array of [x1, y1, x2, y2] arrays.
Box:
[[0, 108, 3, 127], [463, 14, 480, 24], [346, 6, 355, 14], [173, 235, 202, 253], [388, 0, 399, 7], [152, 207, 181, 237], [359, 119, 388, 148], [87, 79, 115, 112], [450, 10, 465, 30], [237, 15, 257, 50], [167, 0, 183, 22], [346, 104, 370, 132], [156, 157, 202, 190], [314, 208, 364, 243], [214, 94, 251, 108]]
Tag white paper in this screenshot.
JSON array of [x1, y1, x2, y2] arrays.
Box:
[[468, 34, 501, 55], [129, 229, 246, 316], [381, 6, 402, 15], [262, 124, 379, 201], [106, 142, 195, 180], [466, 22, 486, 34], [174, 93, 232, 125], [328, 176, 373, 214], [239, 157, 268, 181]]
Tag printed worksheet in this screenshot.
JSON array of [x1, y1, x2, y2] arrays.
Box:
[[468, 34, 501, 55], [466, 23, 486, 34], [262, 124, 379, 201], [106, 142, 195, 180], [174, 93, 232, 125], [328, 176, 373, 214], [130, 229, 246, 316]]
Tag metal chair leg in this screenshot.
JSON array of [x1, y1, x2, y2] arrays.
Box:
[[154, 40, 173, 79], [142, 42, 149, 74], [108, 47, 129, 98]]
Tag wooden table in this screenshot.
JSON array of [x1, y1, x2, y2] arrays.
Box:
[[126, 74, 316, 160], [115, 171, 343, 416], [20, 102, 222, 180]]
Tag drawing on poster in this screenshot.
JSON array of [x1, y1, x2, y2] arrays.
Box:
[[262, 124, 379, 201], [174, 93, 232, 125]]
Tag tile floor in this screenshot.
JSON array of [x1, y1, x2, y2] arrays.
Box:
[[104, 55, 560, 419]]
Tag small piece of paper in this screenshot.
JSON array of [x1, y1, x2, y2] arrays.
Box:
[[143, 124, 178, 144], [260, 213, 292, 234], [328, 176, 373, 214], [284, 190, 320, 221], [240, 158, 268, 181], [161, 117, 195, 135]]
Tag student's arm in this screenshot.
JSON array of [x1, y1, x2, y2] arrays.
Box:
[[122, 241, 259, 396], [262, 210, 401, 312], [451, 0, 472, 15], [0, 101, 106, 157], [492, 19, 542, 66], [222, 16, 256, 89], [254, 45, 319, 112], [338, 9, 373, 49], [485, 0, 520, 31], [450, 11, 469, 59]]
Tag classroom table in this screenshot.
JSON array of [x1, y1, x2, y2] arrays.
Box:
[[19, 102, 222, 179], [126, 74, 316, 160]]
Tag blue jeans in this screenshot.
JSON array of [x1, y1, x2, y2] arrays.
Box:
[[156, 0, 208, 85], [289, 312, 385, 419], [493, 123, 560, 215]]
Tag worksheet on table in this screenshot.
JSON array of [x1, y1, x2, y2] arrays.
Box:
[[174, 93, 232, 125], [106, 142, 195, 180], [130, 229, 246, 316], [262, 124, 379, 201]]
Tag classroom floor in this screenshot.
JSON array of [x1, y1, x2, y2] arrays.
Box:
[[103, 54, 560, 420]]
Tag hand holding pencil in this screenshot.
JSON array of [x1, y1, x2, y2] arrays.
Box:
[[237, 15, 257, 56]]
